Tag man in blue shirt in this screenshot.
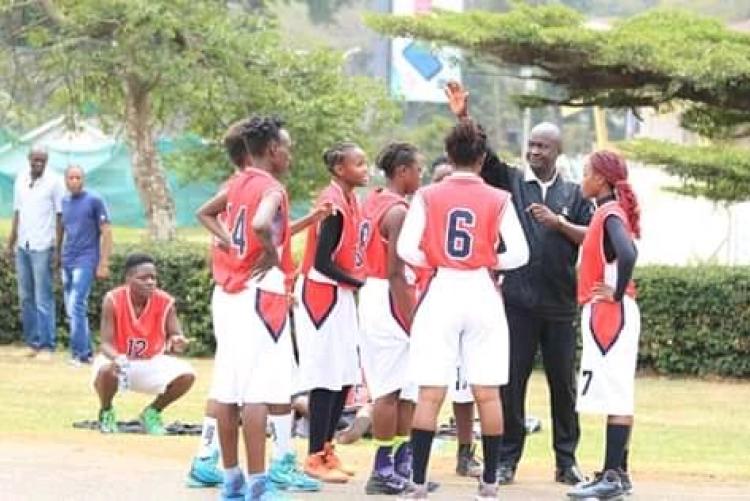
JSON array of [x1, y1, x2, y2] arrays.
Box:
[[61, 165, 112, 365]]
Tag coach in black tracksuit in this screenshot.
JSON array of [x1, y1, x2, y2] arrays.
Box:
[[446, 82, 593, 485]]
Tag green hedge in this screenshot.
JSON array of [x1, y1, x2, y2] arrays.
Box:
[[1, 247, 748, 377]]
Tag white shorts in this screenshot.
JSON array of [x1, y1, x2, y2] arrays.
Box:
[[449, 363, 474, 404], [92, 354, 194, 395], [409, 268, 509, 387], [294, 275, 361, 392], [358, 278, 417, 402], [577, 296, 641, 416], [210, 271, 295, 405]]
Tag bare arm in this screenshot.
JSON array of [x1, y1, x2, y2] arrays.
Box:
[[527, 202, 587, 245], [99, 294, 120, 360], [96, 223, 113, 279], [196, 188, 230, 248], [251, 190, 283, 277], [557, 217, 587, 246], [290, 201, 334, 235], [164, 303, 189, 353], [382, 204, 415, 327]]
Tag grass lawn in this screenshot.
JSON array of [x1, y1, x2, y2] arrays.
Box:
[[1, 346, 748, 484]]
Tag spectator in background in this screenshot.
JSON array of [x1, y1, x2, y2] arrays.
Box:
[[6, 146, 64, 361], [61, 165, 112, 366]]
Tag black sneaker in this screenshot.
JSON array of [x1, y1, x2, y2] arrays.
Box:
[[556, 464, 586, 485], [567, 469, 624, 499], [456, 444, 483, 478], [365, 470, 409, 495], [496, 463, 516, 485]]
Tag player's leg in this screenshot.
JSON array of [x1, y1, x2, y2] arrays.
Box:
[[93, 359, 119, 433], [454, 401, 483, 478], [323, 385, 355, 476], [140, 358, 195, 435], [471, 385, 503, 499], [187, 399, 224, 488], [366, 390, 409, 494], [267, 403, 321, 492], [404, 385, 448, 498], [215, 402, 244, 498]]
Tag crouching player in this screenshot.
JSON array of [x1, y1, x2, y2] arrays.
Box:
[[396, 119, 529, 500], [93, 253, 195, 435], [568, 150, 641, 499]]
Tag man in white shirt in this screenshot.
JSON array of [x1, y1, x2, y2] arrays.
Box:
[[5, 146, 65, 360]]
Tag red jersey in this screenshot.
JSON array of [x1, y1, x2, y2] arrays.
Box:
[[577, 201, 637, 305], [109, 285, 174, 360], [361, 188, 408, 279], [300, 181, 365, 286], [211, 172, 241, 285], [419, 175, 510, 270], [214, 168, 294, 294]]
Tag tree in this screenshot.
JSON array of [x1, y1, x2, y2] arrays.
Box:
[[366, 3, 750, 202], [1, 0, 397, 239]]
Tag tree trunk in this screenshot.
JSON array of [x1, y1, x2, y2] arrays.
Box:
[[124, 77, 177, 241]]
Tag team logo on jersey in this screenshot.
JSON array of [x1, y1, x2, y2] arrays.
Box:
[[589, 301, 625, 355], [255, 290, 288, 343]]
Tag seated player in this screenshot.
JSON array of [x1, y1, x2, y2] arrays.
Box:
[[92, 253, 195, 435]]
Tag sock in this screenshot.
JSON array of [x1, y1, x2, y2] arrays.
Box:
[[457, 442, 473, 457], [373, 439, 394, 473], [326, 386, 350, 443], [196, 416, 219, 459], [225, 466, 244, 488], [481, 435, 502, 484], [410, 428, 435, 486], [308, 389, 335, 455], [393, 437, 412, 477], [604, 424, 631, 471], [268, 412, 293, 461], [622, 448, 629, 472]]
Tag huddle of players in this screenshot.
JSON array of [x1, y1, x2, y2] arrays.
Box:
[[193, 111, 641, 501]]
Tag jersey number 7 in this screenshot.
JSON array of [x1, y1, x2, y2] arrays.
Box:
[[445, 208, 475, 259]]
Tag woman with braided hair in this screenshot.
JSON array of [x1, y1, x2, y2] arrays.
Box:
[[569, 150, 641, 500]]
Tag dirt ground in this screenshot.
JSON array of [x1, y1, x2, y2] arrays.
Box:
[[3, 438, 749, 501]]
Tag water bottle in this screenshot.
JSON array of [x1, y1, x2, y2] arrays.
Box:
[[116, 356, 129, 392]]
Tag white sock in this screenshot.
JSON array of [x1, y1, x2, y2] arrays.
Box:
[[268, 413, 293, 461], [197, 416, 219, 459]]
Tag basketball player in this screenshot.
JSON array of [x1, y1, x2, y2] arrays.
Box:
[[358, 142, 423, 494], [568, 150, 640, 499], [396, 119, 529, 500], [296, 142, 368, 483], [92, 253, 194, 435], [195, 116, 316, 500]]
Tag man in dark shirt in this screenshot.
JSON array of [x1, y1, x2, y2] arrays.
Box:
[[61, 165, 112, 365], [446, 82, 593, 485]]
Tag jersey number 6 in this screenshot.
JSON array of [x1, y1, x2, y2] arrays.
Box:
[[445, 209, 475, 259]]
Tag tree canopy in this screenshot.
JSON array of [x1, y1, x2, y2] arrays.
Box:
[[1, 0, 398, 238], [367, 3, 750, 202]]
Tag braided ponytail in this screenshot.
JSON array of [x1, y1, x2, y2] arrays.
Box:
[[589, 150, 641, 239]]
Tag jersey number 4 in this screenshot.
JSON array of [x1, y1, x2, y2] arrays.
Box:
[[445, 209, 475, 259], [229, 205, 248, 257]]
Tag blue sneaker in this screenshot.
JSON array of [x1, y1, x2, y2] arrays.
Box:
[[246, 475, 290, 500], [268, 452, 321, 492], [220, 469, 246, 500], [187, 451, 224, 488]]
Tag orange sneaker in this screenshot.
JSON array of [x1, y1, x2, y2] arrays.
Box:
[[304, 452, 349, 483], [324, 442, 355, 477]]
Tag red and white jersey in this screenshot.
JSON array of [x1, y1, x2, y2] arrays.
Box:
[[418, 175, 510, 270], [108, 285, 175, 360], [300, 181, 365, 286], [578, 200, 637, 305], [214, 168, 294, 294], [211, 172, 241, 285], [361, 188, 408, 280]]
